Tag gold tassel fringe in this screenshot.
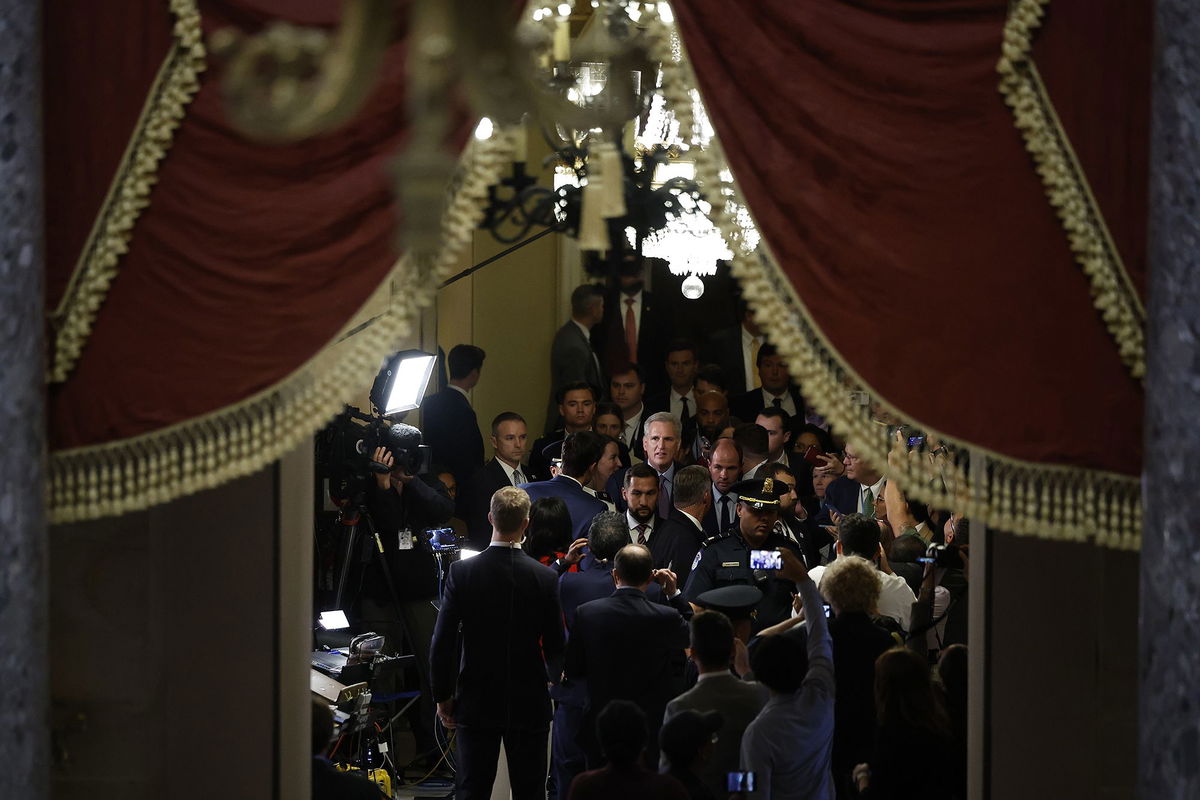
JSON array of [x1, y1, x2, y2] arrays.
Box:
[[647, 5, 1141, 549], [48, 132, 516, 524]]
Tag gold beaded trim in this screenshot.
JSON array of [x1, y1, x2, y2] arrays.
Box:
[[47, 132, 516, 523], [650, 5, 1140, 548], [998, 0, 1146, 380]]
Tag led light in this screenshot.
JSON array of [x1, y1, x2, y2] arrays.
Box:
[[474, 117, 494, 140], [659, 3, 674, 23], [558, 3, 572, 16], [681, 274, 705, 300], [370, 350, 437, 415], [318, 610, 350, 630]]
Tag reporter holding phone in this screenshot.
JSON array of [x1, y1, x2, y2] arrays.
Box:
[[682, 478, 807, 633], [738, 547, 836, 800]]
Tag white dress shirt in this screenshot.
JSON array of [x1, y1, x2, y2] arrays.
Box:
[[712, 484, 737, 531], [741, 326, 763, 392], [669, 387, 698, 422], [498, 458, 526, 486], [859, 476, 886, 515], [806, 559, 917, 631], [626, 510, 656, 545], [622, 403, 645, 448], [759, 387, 797, 417]]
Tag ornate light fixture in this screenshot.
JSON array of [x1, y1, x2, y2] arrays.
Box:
[[209, 0, 710, 264], [473, 1, 709, 256]]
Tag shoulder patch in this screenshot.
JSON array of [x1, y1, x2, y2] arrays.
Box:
[[690, 550, 703, 571]]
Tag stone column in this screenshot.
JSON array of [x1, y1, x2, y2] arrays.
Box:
[[0, 0, 47, 796], [1142, 0, 1200, 797]]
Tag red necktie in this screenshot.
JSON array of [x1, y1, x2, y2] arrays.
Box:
[[624, 298, 638, 363]]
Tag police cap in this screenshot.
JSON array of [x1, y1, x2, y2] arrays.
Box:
[[730, 477, 788, 510], [695, 585, 763, 621]]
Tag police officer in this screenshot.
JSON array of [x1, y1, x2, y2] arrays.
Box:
[[682, 476, 806, 632]]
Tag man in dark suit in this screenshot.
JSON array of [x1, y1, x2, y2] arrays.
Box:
[[821, 443, 885, 523], [703, 304, 765, 397], [592, 252, 670, 395], [701, 437, 742, 536], [754, 407, 807, 477], [609, 363, 650, 460], [520, 431, 608, 539], [729, 343, 806, 425], [529, 382, 597, 481], [431, 486, 566, 800], [688, 389, 731, 467], [462, 411, 529, 550], [605, 412, 682, 516], [661, 611, 767, 800], [552, 511, 672, 799], [420, 344, 486, 487], [563, 543, 690, 768], [545, 284, 606, 434], [766, 462, 834, 569], [360, 423, 455, 766], [653, 464, 712, 588], [646, 339, 701, 456]]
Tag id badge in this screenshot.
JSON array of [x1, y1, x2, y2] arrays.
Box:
[[397, 529, 414, 550]]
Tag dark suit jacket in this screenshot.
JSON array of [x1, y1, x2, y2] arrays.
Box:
[[563, 587, 690, 758], [605, 463, 678, 514], [653, 513, 706, 588], [546, 320, 605, 434], [778, 514, 834, 570], [829, 612, 897, 792], [704, 324, 752, 396], [729, 385, 807, 428], [592, 289, 670, 394], [662, 674, 768, 800], [519, 475, 607, 540], [430, 546, 565, 730], [702, 485, 738, 537], [554, 555, 671, 709], [461, 458, 518, 550], [420, 386, 483, 484], [823, 475, 865, 520], [361, 476, 455, 603]]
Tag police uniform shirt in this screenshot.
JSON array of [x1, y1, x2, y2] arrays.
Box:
[[682, 527, 805, 632]]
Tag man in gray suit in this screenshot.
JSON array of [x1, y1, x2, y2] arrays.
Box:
[[545, 284, 606, 434], [662, 609, 768, 800]]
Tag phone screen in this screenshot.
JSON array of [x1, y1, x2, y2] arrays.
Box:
[[750, 550, 782, 570], [727, 771, 757, 792]]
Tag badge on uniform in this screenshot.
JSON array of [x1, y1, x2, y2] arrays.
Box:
[[397, 529, 414, 550], [722, 561, 741, 567], [691, 551, 703, 571]]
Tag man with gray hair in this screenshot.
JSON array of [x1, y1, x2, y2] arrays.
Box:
[[606, 411, 683, 519], [545, 284, 606, 434], [430, 486, 565, 798]]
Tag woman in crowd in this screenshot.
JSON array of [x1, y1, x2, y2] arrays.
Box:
[[852, 647, 961, 799]]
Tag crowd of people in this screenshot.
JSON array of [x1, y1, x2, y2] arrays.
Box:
[[328, 264, 972, 799]]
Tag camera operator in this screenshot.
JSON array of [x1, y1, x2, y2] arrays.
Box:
[[360, 422, 454, 768]]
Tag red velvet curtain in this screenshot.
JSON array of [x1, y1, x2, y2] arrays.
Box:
[[45, 0, 468, 451], [674, 0, 1149, 478]]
